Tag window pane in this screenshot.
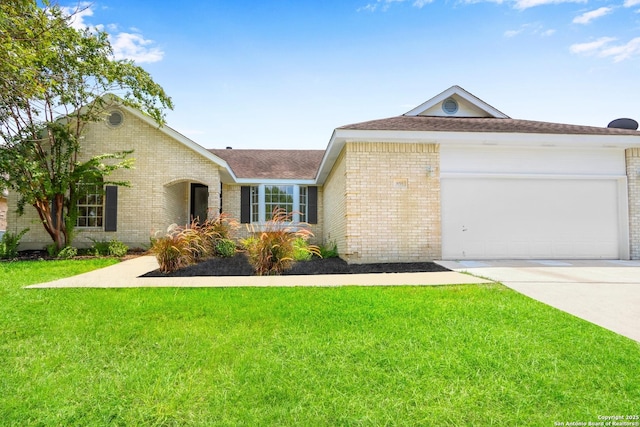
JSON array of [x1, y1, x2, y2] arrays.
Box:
[[265, 185, 293, 220], [299, 186, 307, 222], [76, 182, 104, 228]]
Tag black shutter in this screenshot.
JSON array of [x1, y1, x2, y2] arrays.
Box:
[[307, 186, 318, 224], [104, 186, 118, 232], [240, 186, 251, 224]]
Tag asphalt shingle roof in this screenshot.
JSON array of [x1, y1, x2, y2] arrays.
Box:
[[339, 116, 640, 136], [210, 149, 324, 180]]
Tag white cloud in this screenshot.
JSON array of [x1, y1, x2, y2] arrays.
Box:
[[61, 3, 164, 63], [110, 32, 164, 63], [358, 0, 432, 11], [570, 36, 616, 54], [503, 23, 555, 38], [60, 2, 94, 30], [461, 0, 586, 9], [570, 36, 640, 61], [512, 0, 587, 10], [504, 29, 523, 37], [600, 37, 640, 61], [573, 7, 613, 24], [624, 0, 640, 6]]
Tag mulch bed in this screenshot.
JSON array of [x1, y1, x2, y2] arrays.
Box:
[[142, 253, 450, 277]]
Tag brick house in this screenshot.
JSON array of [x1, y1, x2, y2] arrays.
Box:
[[8, 86, 640, 262]]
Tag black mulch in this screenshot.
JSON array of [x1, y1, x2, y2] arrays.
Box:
[[142, 253, 450, 277]]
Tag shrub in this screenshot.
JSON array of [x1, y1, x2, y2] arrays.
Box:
[[46, 243, 58, 258], [293, 237, 312, 261], [57, 246, 78, 259], [90, 238, 129, 257], [319, 242, 339, 259], [89, 238, 110, 256], [215, 238, 236, 258], [241, 208, 320, 276], [107, 239, 128, 257], [0, 228, 29, 259]]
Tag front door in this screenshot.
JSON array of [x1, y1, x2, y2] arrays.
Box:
[[190, 183, 208, 223]]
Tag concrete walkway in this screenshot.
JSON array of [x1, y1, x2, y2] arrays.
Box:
[[26, 255, 492, 289], [439, 259, 640, 343]]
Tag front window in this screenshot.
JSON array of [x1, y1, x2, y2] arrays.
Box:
[[76, 183, 103, 228], [299, 186, 308, 222], [265, 185, 294, 220], [249, 184, 308, 223]]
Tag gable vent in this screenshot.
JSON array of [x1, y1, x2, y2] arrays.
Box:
[[107, 110, 124, 127], [442, 98, 458, 115]]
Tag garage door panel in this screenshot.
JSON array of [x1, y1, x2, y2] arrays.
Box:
[[441, 178, 620, 259]]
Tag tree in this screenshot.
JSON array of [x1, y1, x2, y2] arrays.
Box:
[[0, 0, 173, 249]]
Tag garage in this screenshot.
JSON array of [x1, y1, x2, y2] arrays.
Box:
[[440, 146, 629, 260]]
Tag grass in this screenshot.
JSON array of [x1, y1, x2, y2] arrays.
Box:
[[1, 260, 639, 426]]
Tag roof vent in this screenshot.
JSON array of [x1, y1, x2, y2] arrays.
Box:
[[226, 146, 233, 149], [107, 110, 123, 127], [607, 118, 638, 130], [442, 98, 458, 115]]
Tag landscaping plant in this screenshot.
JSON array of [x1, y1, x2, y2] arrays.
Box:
[[293, 237, 313, 261], [0, 228, 29, 259], [151, 224, 204, 274], [241, 208, 320, 275], [319, 241, 339, 258], [215, 238, 236, 258], [56, 246, 78, 259], [151, 214, 239, 273], [90, 238, 128, 257]]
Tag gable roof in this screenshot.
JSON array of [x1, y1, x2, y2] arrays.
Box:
[[99, 94, 237, 182], [315, 87, 640, 184], [339, 116, 640, 136], [210, 149, 324, 181], [404, 85, 509, 118]]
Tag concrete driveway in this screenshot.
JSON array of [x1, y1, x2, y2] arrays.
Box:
[[438, 259, 640, 343]]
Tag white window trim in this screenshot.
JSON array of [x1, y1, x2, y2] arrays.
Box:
[[252, 184, 307, 223]]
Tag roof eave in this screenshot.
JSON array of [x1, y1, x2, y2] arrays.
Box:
[[315, 128, 640, 184]]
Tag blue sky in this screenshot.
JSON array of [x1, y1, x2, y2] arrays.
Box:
[[64, 0, 640, 149]]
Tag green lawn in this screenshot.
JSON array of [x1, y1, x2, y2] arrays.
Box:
[[1, 260, 638, 426]]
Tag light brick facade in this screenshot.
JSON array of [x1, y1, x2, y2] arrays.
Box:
[[627, 148, 640, 259], [9, 107, 222, 250], [323, 142, 441, 264]]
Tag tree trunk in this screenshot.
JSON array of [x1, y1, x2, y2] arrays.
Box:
[[33, 193, 68, 250]]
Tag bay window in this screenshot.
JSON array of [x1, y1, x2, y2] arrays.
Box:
[[241, 185, 316, 224]]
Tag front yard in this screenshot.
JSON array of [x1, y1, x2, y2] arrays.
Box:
[[1, 260, 638, 426]]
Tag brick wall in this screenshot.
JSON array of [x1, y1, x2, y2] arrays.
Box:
[[324, 142, 441, 264], [8, 106, 222, 250], [627, 148, 640, 259], [322, 148, 347, 257]]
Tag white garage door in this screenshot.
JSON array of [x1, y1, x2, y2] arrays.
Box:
[[441, 177, 621, 259]]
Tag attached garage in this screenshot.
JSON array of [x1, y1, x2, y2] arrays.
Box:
[[440, 145, 629, 260], [320, 85, 640, 262]]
